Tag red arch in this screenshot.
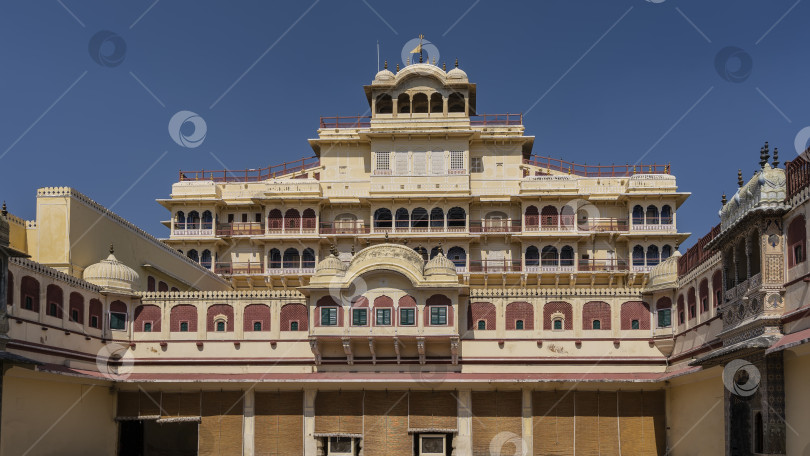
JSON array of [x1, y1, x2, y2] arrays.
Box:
[[281, 303, 308, 331], [468, 302, 495, 330], [582, 301, 611, 330], [69, 292, 84, 323], [621, 301, 650, 330], [506, 301, 533, 330], [46, 284, 63, 318], [207, 304, 234, 331], [134, 305, 161, 332], [244, 304, 271, 331], [170, 304, 198, 332], [543, 301, 572, 330]]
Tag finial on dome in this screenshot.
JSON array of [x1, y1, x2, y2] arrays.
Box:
[[738, 169, 743, 187], [419, 52, 422, 63], [432, 57, 435, 65], [454, 58, 458, 68], [759, 143, 770, 169], [773, 147, 779, 168], [396, 63, 399, 72], [384, 232, 389, 240], [1, 201, 6, 217], [109, 244, 115, 255], [351, 244, 355, 255], [722, 193, 727, 205], [402, 238, 408, 245], [437, 242, 443, 255], [407, 56, 410, 65], [329, 244, 338, 256], [442, 62, 446, 71], [384, 60, 387, 70]]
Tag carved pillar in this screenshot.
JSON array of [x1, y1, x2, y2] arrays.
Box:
[[522, 388, 533, 455], [761, 352, 786, 454], [243, 388, 255, 456], [456, 390, 472, 456], [304, 389, 318, 456], [745, 234, 753, 280]]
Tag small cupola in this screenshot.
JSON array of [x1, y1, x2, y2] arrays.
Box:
[[83, 245, 139, 292]]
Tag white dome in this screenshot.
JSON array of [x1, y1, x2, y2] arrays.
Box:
[[314, 252, 347, 277], [424, 252, 456, 276], [83, 247, 139, 292], [446, 67, 468, 80], [374, 68, 395, 82]]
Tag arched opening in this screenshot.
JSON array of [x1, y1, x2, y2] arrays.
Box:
[[788, 215, 806, 267], [395, 208, 409, 228], [430, 93, 443, 113], [525, 246, 540, 266], [447, 207, 466, 229], [485, 211, 508, 231], [376, 94, 392, 114], [411, 207, 428, 228], [175, 211, 185, 229], [302, 208, 316, 230], [749, 231, 761, 276], [397, 93, 410, 114], [632, 245, 644, 266], [646, 245, 660, 266], [268, 209, 283, 231], [447, 246, 466, 267], [283, 248, 300, 269], [284, 209, 300, 229], [540, 205, 558, 229], [201, 250, 212, 269], [374, 208, 392, 228], [735, 239, 747, 283], [430, 207, 444, 229], [754, 411, 763, 453], [448, 92, 465, 113], [187, 211, 200, 229], [269, 248, 281, 269], [661, 244, 672, 260], [334, 213, 357, 233], [412, 93, 428, 113], [560, 245, 574, 266], [524, 205, 539, 228], [430, 246, 440, 259], [632, 205, 644, 225], [187, 249, 199, 263], [646, 205, 659, 225], [661, 205, 673, 224], [560, 205, 575, 228], [302, 248, 316, 269], [201, 210, 213, 229], [541, 246, 558, 266], [413, 246, 428, 262]]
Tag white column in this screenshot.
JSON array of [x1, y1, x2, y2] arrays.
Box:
[[243, 388, 255, 456], [304, 389, 318, 456], [456, 389, 473, 456], [522, 388, 533, 455]]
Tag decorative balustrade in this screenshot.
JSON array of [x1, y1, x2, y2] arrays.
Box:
[[469, 220, 522, 233], [173, 222, 214, 237], [266, 266, 316, 276], [179, 156, 319, 182], [216, 222, 264, 236], [320, 222, 371, 235], [577, 259, 629, 272], [523, 155, 670, 177], [524, 215, 576, 232], [469, 260, 522, 273], [214, 262, 264, 275], [371, 220, 467, 234], [525, 264, 576, 273]]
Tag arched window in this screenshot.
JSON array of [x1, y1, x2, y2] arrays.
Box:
[[201, 250, 212, 269], [749, 230, 761, 276], [412, 93, 428, 113], [187, 211, 200, 229], [45, 285, 63, 318], [430, 207, 444, 229], [560, 245, 575, 266], [397, 93, 411, 114], [245, 304, 271, 332], [477, 320, 486, 330], [661, 244, 672, 260], [735, 239, 747, 283], [699, 279, 709, 313], [216, 321, 225, 332], [484, 211, 508, 231], [376, 94, 392, 114], [553, 318, 563, 330], [268, 209, 283, 231], [525, 246, 540, 266], [175, 211, 186, 229], [540, 205, 558, 229], [269, 248, 281, 269], [430, 93, 443, 113], [284, 209, 300, 229], [430, 246, 440, 259], [632, 205, 644, 225], [448, 92, 465, 113], [788, 215, 806, 267], [621, 301, 650, 330], [302, 208, 316, 230], [541, 246, 558, 266], [661, 205, 673, 224], [524, 205, 539, 228], [544, 302, 572, 330], [646, 205, 659, 225], [187, 249, 199, 263], [201, 210, 213, 229], [560, 205, 575, 228], [413, 246, 428, 262], [207, 304, 233, 332], [302, 248, 316, 269], [171, 304, 197, 332], [583, 301, 611, 330], [281, 303, 308, 331], [712, 270, 723, 307], [395, 208, 409, 228], [506, 302, 533, 330], [411, 207, 428, 228], [147, 276, 155, 292], [467, 302, 495, 330], [374, 208, 392, 228], [592, 320, 601, 329], [447, 246, 466, 267], [632, 245, 645, 266], [21, 276, 40, 312], [646, 245, 660, 266], [283, 248, 300, 269], [447, 207, 466, 229]]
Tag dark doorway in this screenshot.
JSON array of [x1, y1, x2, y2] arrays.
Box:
[[119, 420, 198, 456], [729, 396, 752, 456]]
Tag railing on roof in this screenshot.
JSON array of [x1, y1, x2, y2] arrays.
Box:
[[318, 113, 523, 129], [523, 155, 671, 177], [319, 116, 371, 129], [178, 156, 320, 182], [678, 224, 720, 276], [786, 158, 810, 200], [470, 113, 523, 126]]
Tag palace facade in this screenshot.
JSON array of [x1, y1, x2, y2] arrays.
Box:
[[1, 60, 809, 456]]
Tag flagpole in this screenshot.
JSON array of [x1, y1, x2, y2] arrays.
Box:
[[377, 41, 380, 72]]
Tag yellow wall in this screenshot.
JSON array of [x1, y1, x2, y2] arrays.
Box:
[[667, 368, 725, 456], [1, 368, 116, 456], [785, 345, 810, 455]]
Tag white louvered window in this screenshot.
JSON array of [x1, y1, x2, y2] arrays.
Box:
[[450, 150, 464, 170], [375, 152, 390, 171], [431, 152, 445, 175], [413, 152, 427, 175], [395, 152, 409, 175]]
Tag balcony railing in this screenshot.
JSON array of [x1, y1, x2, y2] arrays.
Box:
[[214, 262, 263, 275], [319, 115, 371, 129], [216, 222, 264, 236], [787, 158, 810, 200], [578, 259, 629, 272], [579, 218, 629, 232], [524, 155, 670, 177], [525, 263, 576, 273], [267, 219, 318, 235], [469, 220, 522, 233], [178, 156, 320, 182], [469, 260, 522, 273], [173, 222, 214, 237], [320, 222, 371, 235], [372, 220, 468, 234], [524, 215, 576, 232], [469, 113, 523, 126], [267, 266, 316, 276]]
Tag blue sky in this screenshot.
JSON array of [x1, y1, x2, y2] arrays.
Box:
[[1, 0, 808, 247]]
